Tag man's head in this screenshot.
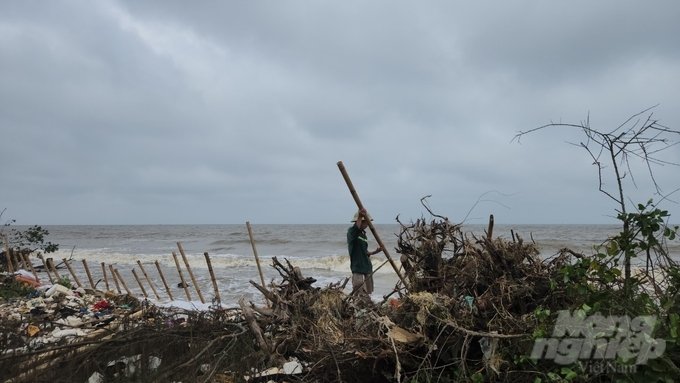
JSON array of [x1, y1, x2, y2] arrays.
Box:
[[352, 210, 372, 229]]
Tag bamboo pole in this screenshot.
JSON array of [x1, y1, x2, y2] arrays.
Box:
[[101, 262, 110, 291], [137, 260, 161, 300], [17, 251, 28, 271], [82, 259, 95, 289], [246, 221, 269, 307], [114, 269, 132, 295], [23, 253, 40, 282], [155, 260, 174, 301], [11, 250, 20, 273], [487, 214, 494, 240], [204, 252, 221, 303], [62, 258, 82, 287], [172, 251, 192, 301], [38, 253, 54, 284], [3, 234, 13, 274], [47, 258, 62, 281], [177, 242, 204, 304], [337, 161, 409, 289], [109, 264, 122, 294], [131, 269, 148, 298]]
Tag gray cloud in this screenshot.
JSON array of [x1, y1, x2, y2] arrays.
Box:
[[1, 1, 679, 225]]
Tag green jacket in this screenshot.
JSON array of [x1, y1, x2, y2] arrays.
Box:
[[347, 224, 372, 274]]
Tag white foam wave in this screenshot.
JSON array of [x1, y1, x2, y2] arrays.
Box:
[[44, 250, 401, 275]]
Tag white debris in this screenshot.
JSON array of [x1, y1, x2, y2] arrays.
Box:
[[283, 360, 302, 374]]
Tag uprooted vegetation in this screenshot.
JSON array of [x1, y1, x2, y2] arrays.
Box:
[[4, 207, 678, 383]]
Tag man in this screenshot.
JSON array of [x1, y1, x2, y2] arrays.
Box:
[[347, 208, 382, 295]]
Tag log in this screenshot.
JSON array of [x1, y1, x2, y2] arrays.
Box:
[[249, 280, 278, 304], [239, 298, 270, 353]]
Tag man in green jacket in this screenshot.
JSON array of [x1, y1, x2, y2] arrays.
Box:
[[347, 208, 382, 295]]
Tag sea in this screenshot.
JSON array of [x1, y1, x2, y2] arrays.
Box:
[[9, 224, 680, 308]]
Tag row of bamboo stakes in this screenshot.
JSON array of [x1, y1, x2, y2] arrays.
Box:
[[4, 222, 270, 305]]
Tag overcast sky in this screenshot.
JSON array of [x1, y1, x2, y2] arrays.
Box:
[[1, 1, 679, 225]]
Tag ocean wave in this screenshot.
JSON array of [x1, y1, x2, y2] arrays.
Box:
[[42, 250, 400, 275]]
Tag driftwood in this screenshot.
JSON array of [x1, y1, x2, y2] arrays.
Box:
[[4, 209, 662, 382], [220, 213, 587, 382]]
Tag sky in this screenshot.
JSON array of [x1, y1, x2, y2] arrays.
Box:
[[1, 1, 679, 225]]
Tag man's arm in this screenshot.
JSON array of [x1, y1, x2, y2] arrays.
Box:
[[355, 207, 367, 228]]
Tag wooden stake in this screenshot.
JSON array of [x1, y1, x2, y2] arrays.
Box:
[[22, 253, 40, 282], [10, 250, 20, 273], [172, 251, 192, 301], [337, 161, 409, 289], [109, 264, 122, 294], [82, 260, 95, 289], [487, 214, 494, 240], [137, 261, 161, 300], [177, 242, 204, 304], [62, 258, 82, 287], [38, 253, 54, 284], [101, 262, 110, 291], [204, 252, 221, 304], [47, 258, 62, 281], [131, 269, 148, 298], [246, 221, 269, 307], [155, 260, 174, 301], [17, 251, 28, 271], [3, 234, 13, 274], [114, 269, 132, 295]]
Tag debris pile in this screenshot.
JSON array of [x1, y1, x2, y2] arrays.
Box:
[[0, 216, 609, 382], [0, 272, 250, 383], [228, 216, 582, 383]]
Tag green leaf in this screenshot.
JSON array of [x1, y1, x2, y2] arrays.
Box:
[[606, 241, 619, 255], [592, 301, 601, 312]]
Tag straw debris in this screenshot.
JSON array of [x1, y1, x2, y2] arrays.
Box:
[[3, 212, 671, 382]]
